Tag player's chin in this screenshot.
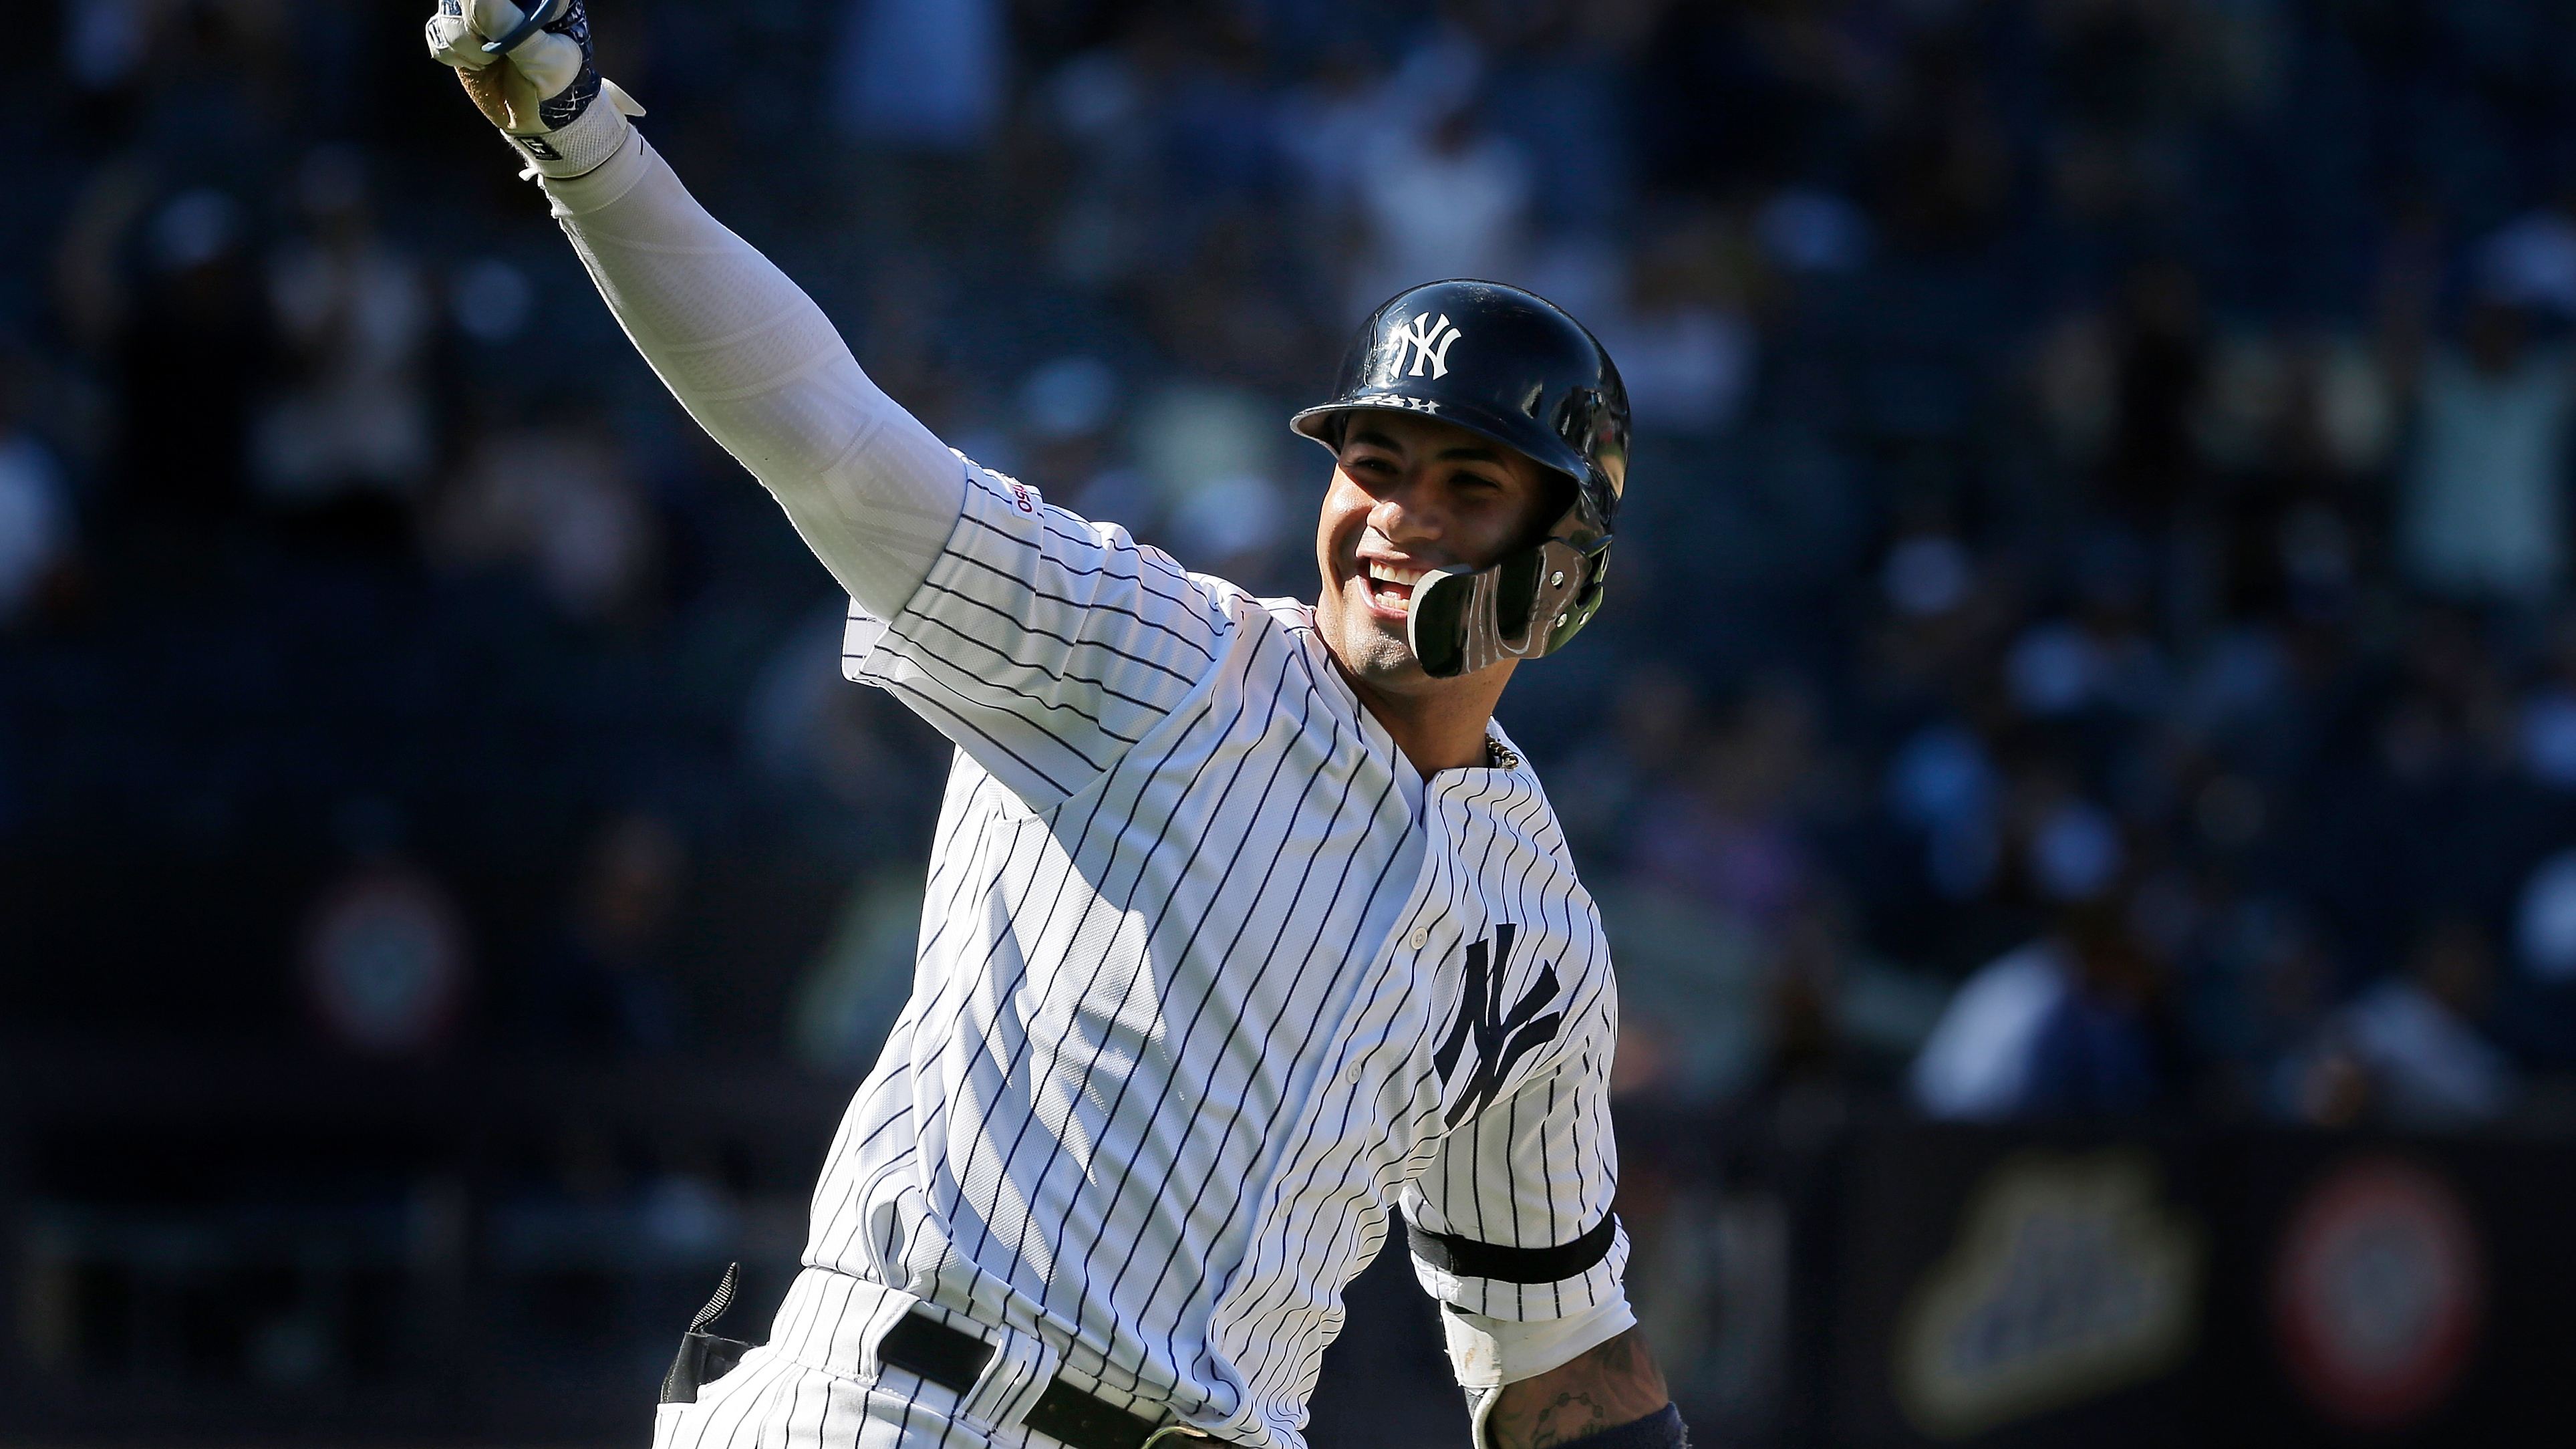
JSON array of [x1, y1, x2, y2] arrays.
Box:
[[1323, 581, 1426, 674], [1338, 627, 1428, 687]]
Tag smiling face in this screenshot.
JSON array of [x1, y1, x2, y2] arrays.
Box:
[[1312, 410, 1567, 695]]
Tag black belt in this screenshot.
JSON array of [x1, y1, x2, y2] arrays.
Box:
[[877, 1311, 1165, 1449], [657, 1265, 1165, 1449]]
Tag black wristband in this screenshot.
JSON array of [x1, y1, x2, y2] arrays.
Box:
[[1547, 1403, 1688, 1449]]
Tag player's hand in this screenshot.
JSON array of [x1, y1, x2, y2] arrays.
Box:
[[425, 0, 642, 176]]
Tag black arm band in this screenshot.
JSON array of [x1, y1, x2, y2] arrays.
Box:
[[1407, 1212, 1619, 1283], [1546, 1404, 1689, 1449]]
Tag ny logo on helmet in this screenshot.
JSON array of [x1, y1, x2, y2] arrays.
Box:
[[1389, 313, 1465, 380]]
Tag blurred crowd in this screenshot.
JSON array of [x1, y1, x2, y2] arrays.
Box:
[[11, 0, 2576, 1144]]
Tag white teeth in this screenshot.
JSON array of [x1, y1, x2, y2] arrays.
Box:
[[1363, 561, 1420, 616]]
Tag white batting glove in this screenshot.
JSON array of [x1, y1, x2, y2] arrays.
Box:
[[426, 0, 643, 178]]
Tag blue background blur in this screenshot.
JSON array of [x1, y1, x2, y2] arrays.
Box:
[[7, 0, 2576, 1444]]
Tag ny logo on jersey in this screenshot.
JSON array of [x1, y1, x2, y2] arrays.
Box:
[[1431, 923, 1562, 1127], [1389, 313, 1466, 380]]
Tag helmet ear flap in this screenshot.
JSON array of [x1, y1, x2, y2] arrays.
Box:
[[1405, 537, 1610, 678]]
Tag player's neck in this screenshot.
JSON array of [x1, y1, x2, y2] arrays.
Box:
[[1338, 660, 1517, 779]]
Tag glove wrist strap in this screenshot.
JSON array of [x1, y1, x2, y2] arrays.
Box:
[[504, 96, 627, 179]]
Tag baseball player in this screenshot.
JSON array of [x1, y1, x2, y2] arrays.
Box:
[[426, 6, 1686, 1449]]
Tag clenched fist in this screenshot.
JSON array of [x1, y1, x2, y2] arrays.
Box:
[[426, 0, 641, 177]]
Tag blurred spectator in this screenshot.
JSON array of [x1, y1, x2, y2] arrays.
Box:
[[2517, 847, 2576, 986], [1885, 718, 2003, 902], [2096, 261, 2208, 523], [2509, 845, 2576, 1069], [829, 0, 1003, 151], [252, 144, 433, 537], [1346, 37, 1531, 316], [530, 812, 690, 1056], [744, 602, 948, 842], [2017, 787, 2126, 904], [1911, 895, 2168, 1121], [1882, 531, 1974, 622], [431, 415, 662, 623], [1595, 208, 1759, 435], [1912, 939, 2068, 1119], [1040, 39, 1163, 289], [2280, 917, 2517, 1130], [1130, 384, 1291, 581], [1553, 663, 1704, 858], [2477, 201, 2576, 319], [65, 0, 152, 94], [2184, 897, 2341, 1115], [99, 184, 274, 526], [300, 853, 472, 1058], [1864, 514, 2017, 716], [1598, 882, 1769, 1106], [1629, 679, 1820, 930], [449, 256, 538, 347], [789, 865, 926, 1075], [2398, 299, 2576, 605], [1756, 188, 1870, 277], [1868, 23, 2012, 253], [0, 354, 76, 626], [1468, 1, 1653, 237], [2002, 611, 2164, 719], [2514, 614, 2576, 789], [1276, 36, 1397, 224]]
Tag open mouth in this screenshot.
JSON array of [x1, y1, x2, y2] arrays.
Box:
[[1365, 560, 1426, 616]]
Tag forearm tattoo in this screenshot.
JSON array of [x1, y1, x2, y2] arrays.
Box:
[[1486, 1331, 1671, 1449]]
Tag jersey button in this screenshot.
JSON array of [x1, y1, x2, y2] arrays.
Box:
[[1409, 927, 1429, 950]]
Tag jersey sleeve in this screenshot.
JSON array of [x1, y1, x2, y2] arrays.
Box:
[[1400, 965, 1625, 1322], [842, 465, 1234, 810]]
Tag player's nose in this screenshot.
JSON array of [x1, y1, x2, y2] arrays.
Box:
[[1367, 476, 1445, 545]]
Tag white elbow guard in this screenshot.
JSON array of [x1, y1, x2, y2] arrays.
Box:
[[1439, 1287, 1638, 1390]]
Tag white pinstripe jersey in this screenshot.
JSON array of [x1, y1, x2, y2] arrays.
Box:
[[813, 461, 1624, 1448]]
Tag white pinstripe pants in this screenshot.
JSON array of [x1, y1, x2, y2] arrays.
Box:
[[652, 1269, 1200, 1449], [653, 1341, 1008, 1449]]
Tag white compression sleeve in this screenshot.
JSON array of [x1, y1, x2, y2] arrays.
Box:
[[536, 128, 963, 618], [1441, 1288, 1638, 1390]]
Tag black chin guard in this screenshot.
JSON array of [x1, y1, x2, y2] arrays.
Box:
[[1408, 535, 1612, 679]]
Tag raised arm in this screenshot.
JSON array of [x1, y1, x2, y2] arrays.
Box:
[[426, 0, 961, 618], [428, 3, 1230, 809]]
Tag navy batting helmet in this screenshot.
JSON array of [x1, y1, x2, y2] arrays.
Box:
[[1290, 279, 1629, 678]]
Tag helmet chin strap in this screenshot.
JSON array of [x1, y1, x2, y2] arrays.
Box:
[[1407, 537, 1604, 679]]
